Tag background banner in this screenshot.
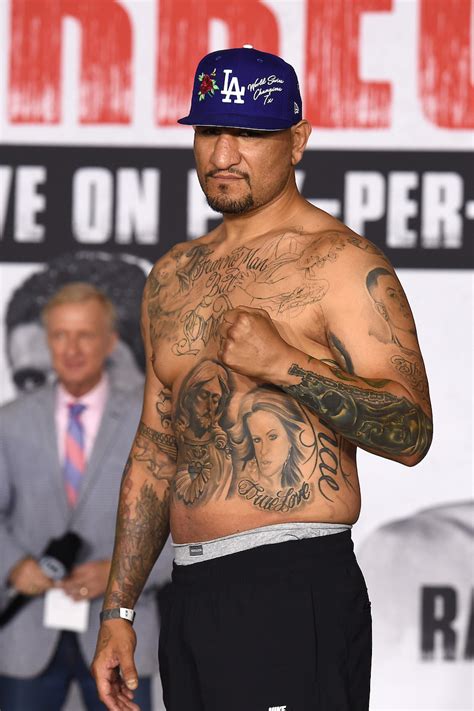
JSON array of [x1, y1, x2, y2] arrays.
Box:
[[1, 1, 472, 709]]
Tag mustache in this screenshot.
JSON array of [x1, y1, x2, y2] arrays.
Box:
[[205, 168, 251, 185]]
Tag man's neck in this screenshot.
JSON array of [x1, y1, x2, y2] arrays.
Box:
[[60, 373, 104, 399]]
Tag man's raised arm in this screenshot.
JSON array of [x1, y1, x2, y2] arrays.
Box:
[[218, 239, 433, 468], [91, 277, 177, 711]]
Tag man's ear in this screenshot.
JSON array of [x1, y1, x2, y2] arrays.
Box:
[[291, 120, 312, 166], [375, 301, 389, 322]]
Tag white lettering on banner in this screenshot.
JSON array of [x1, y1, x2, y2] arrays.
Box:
[[345, 170, 465, 249], [116, 169, 160, 245], [0, 167, 13, 238], [10, 167, 47, 242], [421, 173, 463, 249], [72, 168, 113, 243], [344, 172, 386, 235], [387, 172, 419, 248], [221, 70, 246, 104]]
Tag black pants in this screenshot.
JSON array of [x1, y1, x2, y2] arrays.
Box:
[[159, 531, 371, 710]]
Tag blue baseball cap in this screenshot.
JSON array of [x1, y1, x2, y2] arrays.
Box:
[[178, 45, 302, 131]]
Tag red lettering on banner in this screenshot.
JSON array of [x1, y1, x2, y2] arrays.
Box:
[[419, 0, 473, 128], [305, 0, 392, 127], [156, 0, 279, 126], [9, 0, 132, 124]]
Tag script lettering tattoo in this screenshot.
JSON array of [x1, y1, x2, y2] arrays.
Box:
[[390, 354, 430, 402], [237, 479, 311, 512], [172, 245, 270, 356], [108, 477, 169, 608], [317, 427, 340, 500], [284, 363, 432, 459], [147, 230, 359, 361], [174, 294, 233, 356], [135, 421, 177, 480], [315, 421, 354, 502], [240, 231, 345, 315]]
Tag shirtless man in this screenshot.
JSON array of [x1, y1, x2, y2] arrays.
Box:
[[92, 47, 433, 711]]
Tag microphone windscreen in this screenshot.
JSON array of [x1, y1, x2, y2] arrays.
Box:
[[0, 531, 83, 628]]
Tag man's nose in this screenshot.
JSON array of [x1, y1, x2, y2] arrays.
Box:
[[210, 134, 240, 169], [64, 337, 80, 355]]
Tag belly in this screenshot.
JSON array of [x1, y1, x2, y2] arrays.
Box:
[[169, 363, 361, 543]]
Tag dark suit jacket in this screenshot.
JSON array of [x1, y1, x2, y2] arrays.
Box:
[[0, 382, 173, 678]]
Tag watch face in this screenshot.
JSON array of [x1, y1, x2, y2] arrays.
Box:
[[40, 556, 66, 580]]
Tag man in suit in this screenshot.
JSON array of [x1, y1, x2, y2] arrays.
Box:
[[0, 282, 171, 711]]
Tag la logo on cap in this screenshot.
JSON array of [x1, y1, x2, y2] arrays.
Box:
[[221, 69, 246, 104]]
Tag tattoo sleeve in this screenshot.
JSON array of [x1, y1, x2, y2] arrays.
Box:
[[103, 422, 177, 610], [282, 363, 432, 461]]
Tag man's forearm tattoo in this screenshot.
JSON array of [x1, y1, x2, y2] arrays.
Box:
[[108, 468, 170, 608], [283, 363, 433, 459]]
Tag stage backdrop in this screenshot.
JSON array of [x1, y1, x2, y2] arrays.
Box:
[[1, 1, 472, 709]]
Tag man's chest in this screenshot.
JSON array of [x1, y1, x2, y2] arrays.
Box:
[[149, 239, 332, 384]]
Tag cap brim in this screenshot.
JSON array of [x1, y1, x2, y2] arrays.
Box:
[[177, 113, 296, 131]]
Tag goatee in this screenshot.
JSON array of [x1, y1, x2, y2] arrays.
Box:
[[206, 193, 255, 215]]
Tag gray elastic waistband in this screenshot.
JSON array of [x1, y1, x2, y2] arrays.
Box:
[[172, 522, 352, 565]]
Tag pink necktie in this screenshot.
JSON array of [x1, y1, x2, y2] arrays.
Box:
[[64, 403, 86, 506]]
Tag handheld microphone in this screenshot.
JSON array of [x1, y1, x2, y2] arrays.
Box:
[[0, 532, 82, 628]]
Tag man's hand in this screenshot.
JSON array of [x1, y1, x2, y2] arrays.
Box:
[[218, 306, 293, 381], [91, 620, 141, 711], [8, 557, 53, 596], [60, 560, 111, 601]]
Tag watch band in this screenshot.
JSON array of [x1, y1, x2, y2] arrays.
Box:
[[100, 607, 136, 624]]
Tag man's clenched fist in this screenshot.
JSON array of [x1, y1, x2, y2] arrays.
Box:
[[217, 306, 293, 382]]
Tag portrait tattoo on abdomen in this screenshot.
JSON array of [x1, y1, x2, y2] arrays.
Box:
[[172, 360, 322, 511]]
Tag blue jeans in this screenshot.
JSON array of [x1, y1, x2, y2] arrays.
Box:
[[0, 631, 152, 711]]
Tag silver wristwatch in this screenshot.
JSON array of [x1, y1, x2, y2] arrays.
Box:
[[100, 607, 136, 624]]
